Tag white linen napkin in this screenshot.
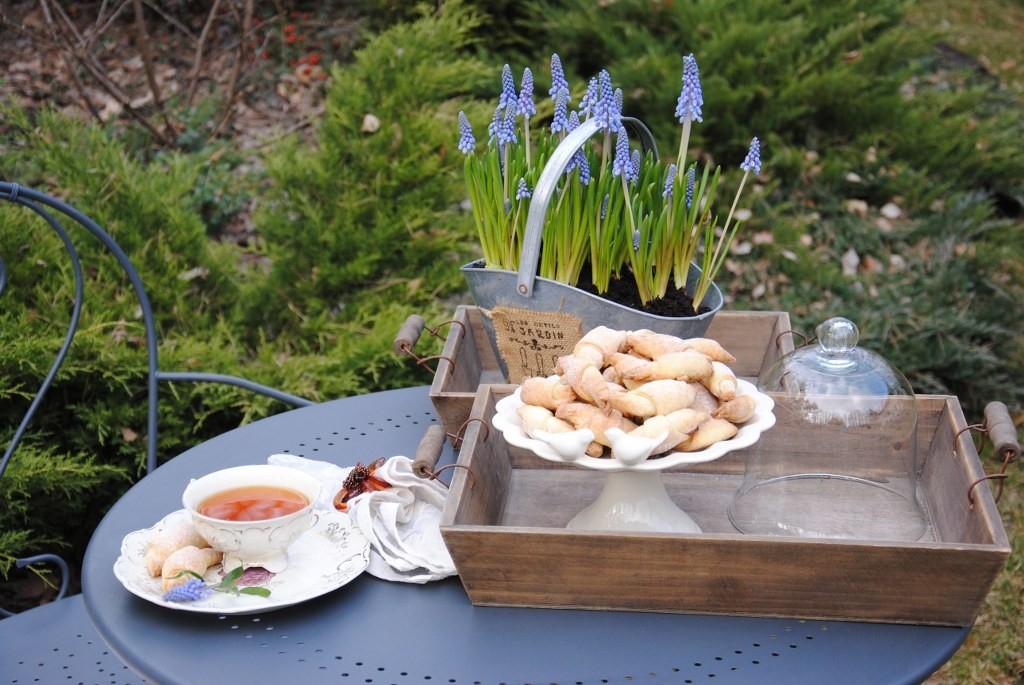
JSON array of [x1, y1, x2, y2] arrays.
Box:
[[267, 454, 456, 584]]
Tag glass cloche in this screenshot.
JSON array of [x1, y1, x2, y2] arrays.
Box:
[[728, 317, 928, 541]]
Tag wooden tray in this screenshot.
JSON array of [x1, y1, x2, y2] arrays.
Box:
[[429, 306, 794, 444], [439, 386, 1011, 626]]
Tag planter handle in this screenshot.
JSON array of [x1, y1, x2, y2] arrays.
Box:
[[517, 116, 659, 298]]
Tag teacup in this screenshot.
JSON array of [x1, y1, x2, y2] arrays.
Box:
[[182, 465, 322, 573]]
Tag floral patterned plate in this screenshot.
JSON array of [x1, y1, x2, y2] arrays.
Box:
[[114, 508, 370, 614]]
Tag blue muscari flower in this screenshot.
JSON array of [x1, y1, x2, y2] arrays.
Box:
[[516, 178, 532, 200], [579, 77, 598, 119], [675, 53, 703, 124], [633, 228, 641, 252], [686, 166, 696, 208], [594, 70, 617, 130], [518, 68, 536, 118], [457, 111, 475, 154], [740, 137, 762, 175], [162, 577, 213, 603], [562, 112, 591, 185], [549, 54, 570, 100], [498, 105, 518, 146], [567, 109, 581, 133], [577, 154, 591, 185], [488, 103, 503, 141], [630, 149, 641, 184], [614, 88, 624, 119], [601, 194, 609, 220], [550, 89, 570, 134], [662, 163, 677, 198], [612, 127, 631, 177], [499, 64, 516, 111]]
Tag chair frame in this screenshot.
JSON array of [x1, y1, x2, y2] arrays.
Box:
[[0, 181, 314, 616]]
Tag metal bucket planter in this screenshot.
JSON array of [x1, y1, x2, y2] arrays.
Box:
[[462, 116, 724, 379]]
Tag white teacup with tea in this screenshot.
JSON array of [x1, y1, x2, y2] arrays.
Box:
[[182, 464, 322, 573]]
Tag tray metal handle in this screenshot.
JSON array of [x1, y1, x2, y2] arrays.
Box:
[[517, 116, 659, 298], [413, 424, 477, 486], [961, 400, 1020, 506], [391, 314, 464, 376]]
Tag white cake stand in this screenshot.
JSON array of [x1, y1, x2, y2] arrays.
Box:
[[492, 380, 775, 534]]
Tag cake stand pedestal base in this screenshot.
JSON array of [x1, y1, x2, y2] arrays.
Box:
[[567, 471, 701, 534]]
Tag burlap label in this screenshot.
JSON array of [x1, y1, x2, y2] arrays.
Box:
[[488, 306, 583, 383]]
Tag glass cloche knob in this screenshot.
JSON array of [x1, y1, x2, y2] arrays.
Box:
[[817, 317, 858, 356]]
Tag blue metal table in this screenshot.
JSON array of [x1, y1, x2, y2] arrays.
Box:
[[82, 386, 969, 685]]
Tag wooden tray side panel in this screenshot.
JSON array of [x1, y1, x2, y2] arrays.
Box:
[[918, 397, 1009, 548], [431, 306, 504, 441], [440, 387, 1011, 626], [441, 388, 511, 529], [705, 311, 793, 379], [448, 527, 1003, 625]]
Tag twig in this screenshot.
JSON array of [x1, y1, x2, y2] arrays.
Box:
[[252, 105, 326, 150], [41, 0, 170, 145], [142, 0, 198, 43], [83, 0, 131, 50], [84, 0, 131, 51], [186, 0, 223, 108], [131, 0, 176, 136], [213, 0, 255, 138], [36, 0, 104, 123]]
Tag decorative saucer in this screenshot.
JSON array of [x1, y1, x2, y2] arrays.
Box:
[[114, 508, 370, 615]]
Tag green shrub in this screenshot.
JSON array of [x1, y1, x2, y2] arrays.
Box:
[[0, 110, 309, 574], [243, 2, 491, 389]]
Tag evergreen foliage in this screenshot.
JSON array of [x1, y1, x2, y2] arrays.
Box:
[[244, 2, 493, 390]]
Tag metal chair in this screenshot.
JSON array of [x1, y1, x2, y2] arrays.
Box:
[[0, 181, 314, 681]]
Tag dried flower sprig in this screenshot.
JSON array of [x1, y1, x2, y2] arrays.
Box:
[[162, 567, 272, 603], [458, 53, 761, 310]]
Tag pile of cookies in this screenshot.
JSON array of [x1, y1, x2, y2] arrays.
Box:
[[516, 326, 756, 457]]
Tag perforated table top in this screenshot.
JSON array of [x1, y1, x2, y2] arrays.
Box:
[[81, 386, 969, 685]]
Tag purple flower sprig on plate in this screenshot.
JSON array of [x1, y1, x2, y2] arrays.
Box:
[[162, 567, 272, 603], [161, 576, 213, 603]]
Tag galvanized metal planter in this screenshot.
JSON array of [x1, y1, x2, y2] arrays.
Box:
[[461, 258, 722, 335], [462, 115, 724, 373]]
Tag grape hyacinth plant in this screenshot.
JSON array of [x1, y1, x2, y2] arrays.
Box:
[[458, 53, 762, 310]]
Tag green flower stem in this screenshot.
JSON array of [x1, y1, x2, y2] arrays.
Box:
[[690, 168, 749, 308], [676, 118, 692, 178], [692, 216, 739, 310], [673, 165, 719, 292], [503, 144, 511, 203], [524, 118, 532, 170], [720, 169, 750, 245]]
